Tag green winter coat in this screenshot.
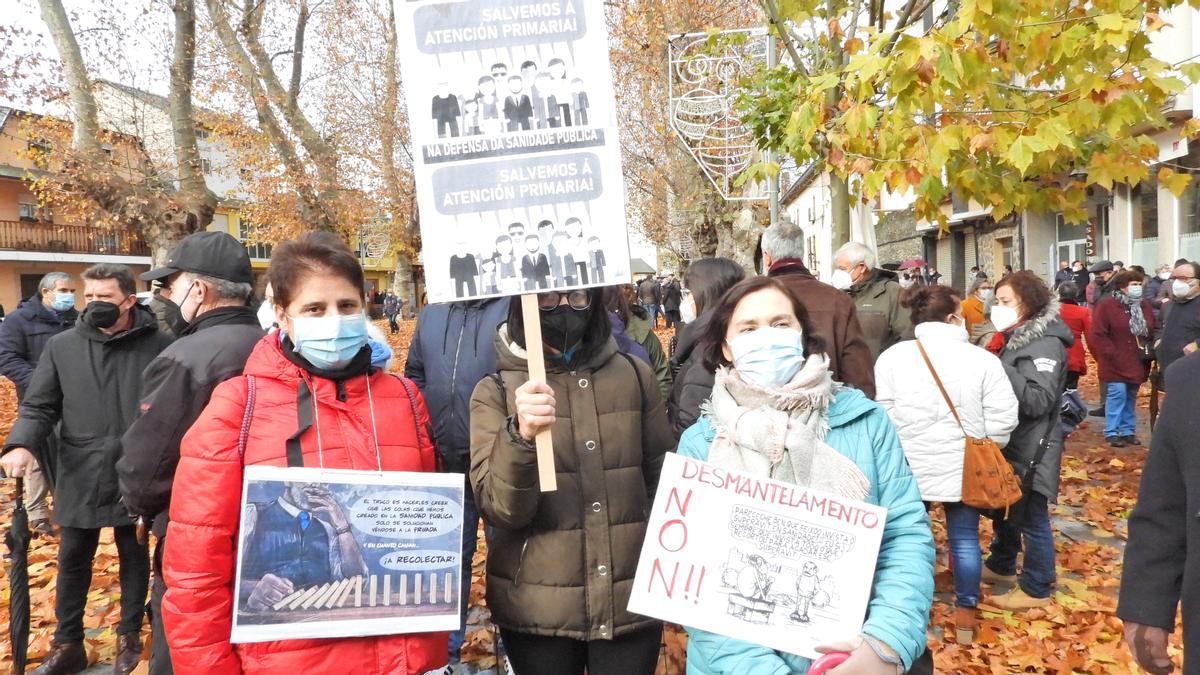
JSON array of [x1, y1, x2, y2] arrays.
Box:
[[626, 310, 673, 400], [848, 270, 912, 361]]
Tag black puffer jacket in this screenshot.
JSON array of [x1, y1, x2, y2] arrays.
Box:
[[118, 306, 264, 535], [0, 296, 77, 400], [4, 305, 173, 528], [667, 316, 713, 439]]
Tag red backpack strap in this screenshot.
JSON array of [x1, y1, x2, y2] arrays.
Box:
[[238, 375, 257, 460], [394, 375, 438, 472]]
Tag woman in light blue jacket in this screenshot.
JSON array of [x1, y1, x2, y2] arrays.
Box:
[[676, 277, 934, 675]]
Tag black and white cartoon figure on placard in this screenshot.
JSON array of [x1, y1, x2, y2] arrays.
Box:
[[789, 561, 834, 624], [475, 76, 502, 135], [521, 235, 550, 290], [564, 217, 589, 285], [722, 552, 778, 624], [449, 241, 479, 298], [507, 222, 525, 241], [462, 98, 482, 136], [490, 62, 508, 88], [550, 231, 576, 287], [588, 236, 606, 283], [571, 78, 590, 126], [494, 235, 520, 294], [536, 220, 555, 259], [431, 82, 461, 139], [532, 72, 558, 130], [548, 58, 572, 127], [240, 482, 367, 612], [520, 60, 538, 91], [479, 257, 499, 295], [504, 76, 533, 132]]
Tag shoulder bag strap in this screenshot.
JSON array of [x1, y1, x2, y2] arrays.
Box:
[[237, 375, 257, 460], [916, 340, 965, 433], [394, 375, 423, 444]]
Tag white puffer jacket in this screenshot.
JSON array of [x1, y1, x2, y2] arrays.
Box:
[[875, 321, 1020, 502]]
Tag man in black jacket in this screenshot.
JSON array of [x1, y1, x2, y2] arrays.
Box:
[[1119, 352, 1200, 674], [117, 231, 262, 675], [1156, 261, 1200, 387], [0, 263, 173, 675], [662, 274, 682, 329], [0, 271, 78, 534], [404, 298, 508, 667]]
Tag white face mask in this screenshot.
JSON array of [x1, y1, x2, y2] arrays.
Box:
[[1173, 279, 1196, 300], [257, 301, 277, 330], [977, 289, 993, 302], [899, 278, 914, 289], [830, 268, 854, 291], [1159, 272, 1171, 281], [680, 294, 697, 323], [991, 305, 1020, 332]]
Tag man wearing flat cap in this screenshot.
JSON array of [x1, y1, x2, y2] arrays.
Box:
[[117, 231, 265, 675]]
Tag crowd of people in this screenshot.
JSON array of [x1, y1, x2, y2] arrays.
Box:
[[1, 222, 1199, 674]]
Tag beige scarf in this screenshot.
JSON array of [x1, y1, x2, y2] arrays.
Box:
[[702, 355, 870, 501]]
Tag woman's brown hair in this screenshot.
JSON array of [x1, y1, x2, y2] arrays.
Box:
[[699, 276, 825, 371], [268, 232, 365, 309], [1108, 269, 1146, 291], [994, 270, 1052, 321], [901, 284, 962, 325]]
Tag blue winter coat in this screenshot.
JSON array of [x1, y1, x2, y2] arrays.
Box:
[[676, 387, 934, 674], [0, 296, 77, 401], [404, 299, 509, 465]]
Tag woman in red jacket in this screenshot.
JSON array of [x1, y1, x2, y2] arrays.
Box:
[[1056, 281, 1092, 390], [162, 233, 447, 674], [1089, 270, 1154, 448]]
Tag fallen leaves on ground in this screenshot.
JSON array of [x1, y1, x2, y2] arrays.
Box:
[[0, 326, 1178, 672]]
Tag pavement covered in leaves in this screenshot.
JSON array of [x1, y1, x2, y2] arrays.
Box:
[[0, 319, 1181, 672]]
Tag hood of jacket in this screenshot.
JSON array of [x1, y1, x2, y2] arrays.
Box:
[[1003, 299, 1074, 353], [75, 302, 161, 344], [494, 322, 618, 374], [625, 309, 653, 343]]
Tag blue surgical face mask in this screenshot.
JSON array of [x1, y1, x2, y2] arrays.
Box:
[[51, 292, 75, 312], [1126, 284, 1144, 300], [289, 313, 368, 370], [728, 326, 806, 389]]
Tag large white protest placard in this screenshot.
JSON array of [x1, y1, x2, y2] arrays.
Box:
[[629, 454, 887, 659], [231, 466, 464, 644], [398, 0, 631, 304]]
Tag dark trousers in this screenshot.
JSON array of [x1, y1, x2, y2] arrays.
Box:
[[387, 314, 399, 334], [56, 525, 149, 643], [149, 536, 173, 674], [1065, 371, 1081, 390], [500, 624, 662, 675], [443, 453, 479, 664]]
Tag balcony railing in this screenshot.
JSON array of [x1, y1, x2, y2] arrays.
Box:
[[0, 220, 150, 256], [242, 240, 273, 260]]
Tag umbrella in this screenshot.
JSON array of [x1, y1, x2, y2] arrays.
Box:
[[7, 477, 30, 674], [898, 258, 928, 270]]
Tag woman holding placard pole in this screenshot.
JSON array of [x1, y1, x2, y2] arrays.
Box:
[[161, 233, 448, 674], [469, 289, 673, 675], [675, 277, 934, 674]]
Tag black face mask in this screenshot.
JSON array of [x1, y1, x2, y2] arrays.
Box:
[[82, 300, 124, 330], [541, 305, 589, 356], [157, 292, 191, 337]]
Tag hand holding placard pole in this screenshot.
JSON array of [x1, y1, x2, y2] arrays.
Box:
[[520, 294, 558, 492]]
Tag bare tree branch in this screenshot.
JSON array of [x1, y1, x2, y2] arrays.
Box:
[[168, 0, 217, 233], [288, 0, 309, 114], [36, 0, 101, 156]]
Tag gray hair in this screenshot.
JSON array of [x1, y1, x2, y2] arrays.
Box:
[[968, 276, 991, 295], [37, 271, 71, 294], [760, 219, 805, 261], [834, 241, 877, 270], [182, 272, 253, 303]]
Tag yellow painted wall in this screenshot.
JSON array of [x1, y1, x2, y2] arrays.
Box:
[[0, 260, 152, 313]]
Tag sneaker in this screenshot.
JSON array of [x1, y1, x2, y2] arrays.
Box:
[[1123, 435, 1143, 446], [991, 586, 1052, 611], [980, 566, 1016, 585], [1106, 436, 1127, 448], [30, 519, 57, 538]]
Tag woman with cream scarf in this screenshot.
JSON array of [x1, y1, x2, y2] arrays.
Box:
[[676, 277, 934, 675]]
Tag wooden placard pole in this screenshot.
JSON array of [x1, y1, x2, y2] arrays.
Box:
[[520, 294, 558, 492]]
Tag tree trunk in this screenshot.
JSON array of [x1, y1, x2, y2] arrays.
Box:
[[829, 173, 851, 248], [37, 0, 102, 158], [715, 201, 766, 276]]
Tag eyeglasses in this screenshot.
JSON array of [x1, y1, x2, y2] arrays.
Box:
[[537, 290, 591, 311]]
